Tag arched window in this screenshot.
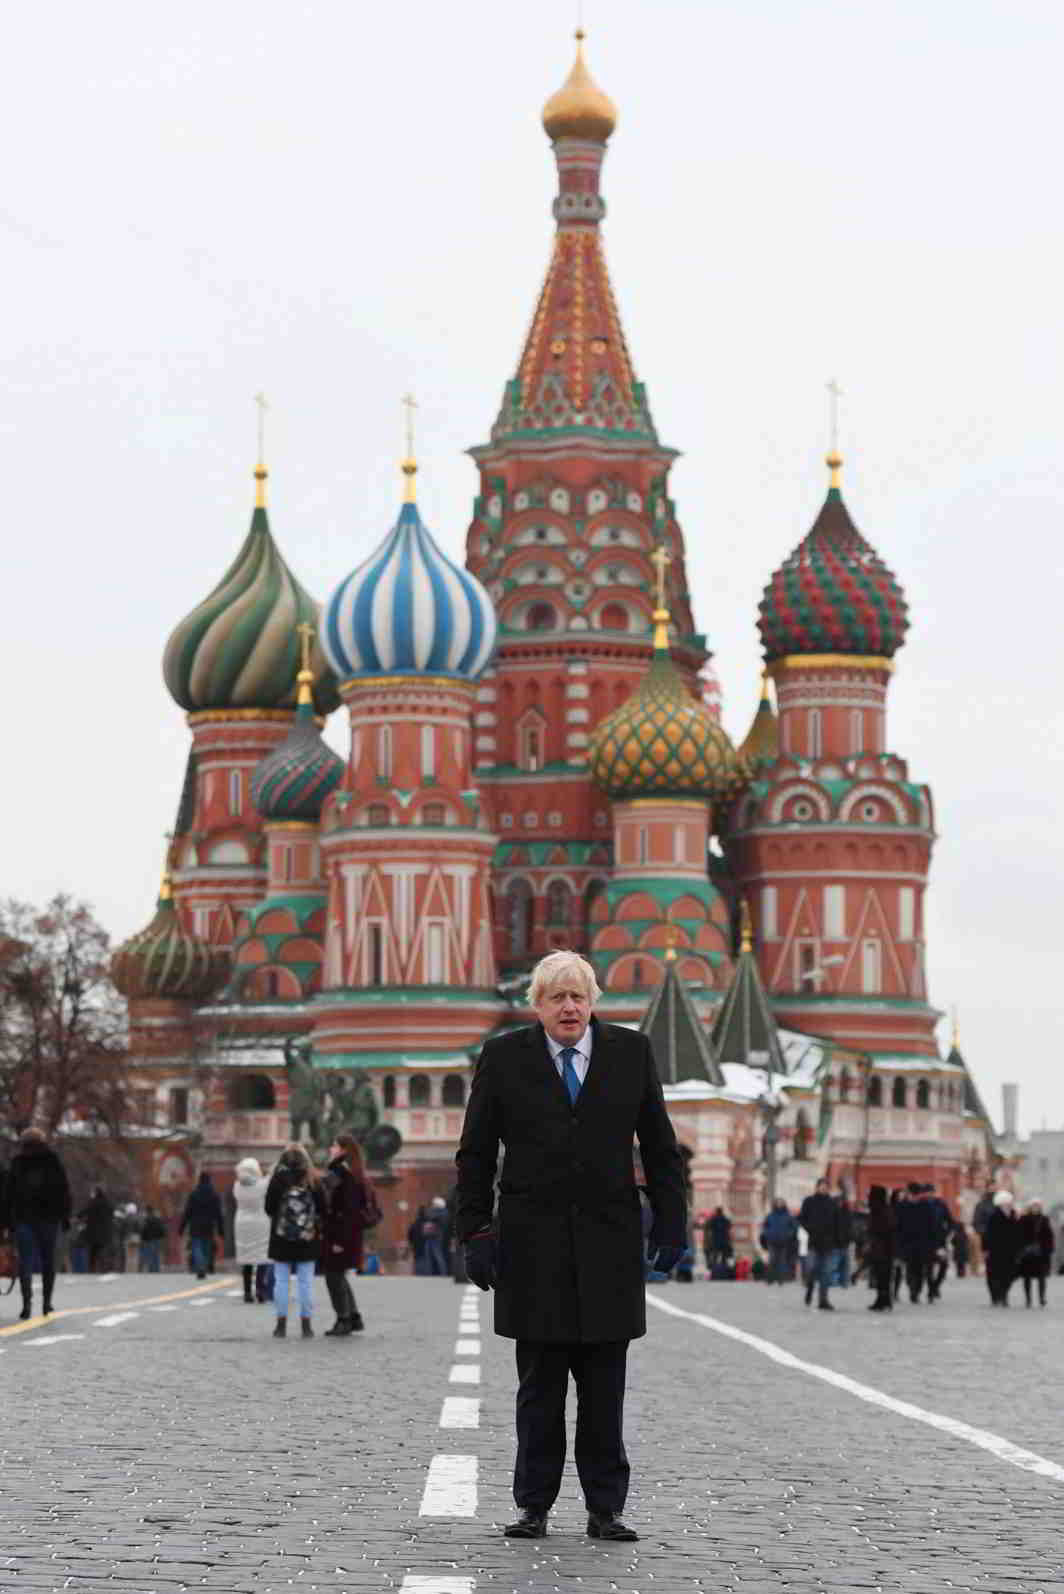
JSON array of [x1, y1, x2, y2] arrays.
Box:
[[892, 1076, 907, 1108], [527, 602, 556, 631], [794, 1109, 812, 1160], [867, 1074, 883, 1107], [507, 878, 535, 958], [916, 1078, 931, 1109], [600, 601, 628, 631], [519, 714, 545, 772], [583, 878, 606, 935], [382, 1075, 396, 1109], [408, 1074, 431, 1107], [546, 880, 571, 926], [808, 709, 822, 758], [442, 1074, 466, 1107], [838, 1068, 851, 1102], [368, 803, 390, 827], [227, 1074, 275, 1110]]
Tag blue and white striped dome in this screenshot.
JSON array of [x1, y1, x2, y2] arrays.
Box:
[[322, 499, 497, 682]]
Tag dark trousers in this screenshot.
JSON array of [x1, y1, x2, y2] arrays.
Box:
[[514, 1340, 629, 1517], [15, 1221, 58, 1309], [904, 1253, 933, 1301], [986, 1263, 1013, 1305], [325, 1270, 358, 1321], [1022, 1269, 1047, 1306], [871, 1258, 893, 1308]]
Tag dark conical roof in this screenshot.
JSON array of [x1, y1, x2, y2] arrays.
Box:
[[640, 958, 724, 1087], [712, 914, 787, 1075]]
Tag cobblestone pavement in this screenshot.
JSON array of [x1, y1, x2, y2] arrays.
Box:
[[0, 1270, 1061, 1594]]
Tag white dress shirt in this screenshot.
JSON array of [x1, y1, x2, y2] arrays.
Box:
[[545, 1026, 592, 1086]]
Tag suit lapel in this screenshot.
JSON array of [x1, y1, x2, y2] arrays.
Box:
[[525, 1023, 573, 1113], [574, 1016, 613, 1110]]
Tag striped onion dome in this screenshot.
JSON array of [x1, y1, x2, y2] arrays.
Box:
[[322, 482, 496, 682], [163, 473, 339, 714], [111, 877, 226, 1002], [758, 457, 909, 662], [589, 621, 744, 801], [250, 669, 344, 822]]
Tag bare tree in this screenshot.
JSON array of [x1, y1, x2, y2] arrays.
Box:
[[0, 895, 130, 1137]]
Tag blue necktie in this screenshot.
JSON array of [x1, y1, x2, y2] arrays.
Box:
[[560, 1046, 582, 1105]]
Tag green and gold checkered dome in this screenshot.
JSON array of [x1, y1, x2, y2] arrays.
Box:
[[589, 635, 744, 801]]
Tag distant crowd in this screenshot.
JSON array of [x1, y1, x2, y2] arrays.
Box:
[[693, 1180, 1056, 1310]]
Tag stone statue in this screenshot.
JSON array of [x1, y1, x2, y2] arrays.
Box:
[[283, 1035, 322, 1145]]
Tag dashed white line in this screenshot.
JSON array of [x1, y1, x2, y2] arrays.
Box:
[[400, 1577, 474, 1594], [187, 1298, 215, 1307], [419, 1454, 478, 1517], [449, 1363, 480, 1385], [21, 1334, 86, 1346], [647, 1294, 1064, 1484], [224, 1289, 243, 1298], [93, 1312, 140, 1328], [440, 1396, 480, 1430], [454, 1338, 481, 1356], [148, 1304, 179, 1312]]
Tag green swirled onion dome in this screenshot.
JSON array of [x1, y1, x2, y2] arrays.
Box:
[[111, 878, 226, 1002], [250, 672, 345, 822], [590, 617, 744, 801], [758, 456, 909, 662], [163, 471, 339, 714]]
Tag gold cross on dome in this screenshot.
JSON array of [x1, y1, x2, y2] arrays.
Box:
[[651, 543, 671, 610], [826, 378, 842, 454], [254, 392, 268, 465], [402, 392, 417, 460], [296, 620, 315, 674]]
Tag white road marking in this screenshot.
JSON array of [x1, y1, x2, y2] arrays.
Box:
[[93, 1312, 140, 1328], [458, 1315, 479, 1328], [400, 1577, 474, 1594], [94, 1273, 119, 1283], [647, 1294, 1064, 1484], [148, 1304, 179, 1312], [419, 1454, 477, 1517], [187, 1298, 215, 1306], [21, 1334, 86, 1346], [224, 1289, 243, 1298], [454, 1338, 481, 1356], [449, 1363, 480, 1385], [440, 1396, 480, 1430]]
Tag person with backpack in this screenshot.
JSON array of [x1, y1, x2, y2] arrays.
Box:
[[320, 1132, 381, 1336], [265, 1145, 326, 1338]]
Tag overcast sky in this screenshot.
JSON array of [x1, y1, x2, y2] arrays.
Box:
[[4, 1, 1062, 1132]]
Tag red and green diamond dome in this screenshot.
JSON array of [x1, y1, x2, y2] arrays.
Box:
[[758, 457, 909, 662]]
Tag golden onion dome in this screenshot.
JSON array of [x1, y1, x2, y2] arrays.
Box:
[[542, 30, 617, 144], [589, 611, 744, 803]]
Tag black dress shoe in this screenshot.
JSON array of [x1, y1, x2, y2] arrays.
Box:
[[587, 1512, 639, 1541], [504, 1510, 548, 1538]]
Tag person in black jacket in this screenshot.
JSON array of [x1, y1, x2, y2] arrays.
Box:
[[0, 1128, 72, 1319], [864, 1185, 895, 1311], [799, 1179, 842, 1310], [456, 951, 685, 1545], [1017, 1200, 1054, 1307], [178, 1172, 224, 1279], [81, 1186, 114, 1272], [984, 1189, 1021, 1305], [265, 1145, 326, 1338], [895, 1182, 936, 1303]]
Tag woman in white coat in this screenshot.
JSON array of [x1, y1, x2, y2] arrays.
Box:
[[233, 1157, 272, 1303]]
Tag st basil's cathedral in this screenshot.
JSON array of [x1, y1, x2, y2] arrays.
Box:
[[112, 36, 997, 1256]]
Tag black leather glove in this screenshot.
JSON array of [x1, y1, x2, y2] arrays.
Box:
[[650, 1244, 683, 1274], [465, 1230, 497, 1291]]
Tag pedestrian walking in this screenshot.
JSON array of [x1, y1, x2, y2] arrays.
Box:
[[233, 1158, 272, 1303], [178, 1172, 225, 1279], [81, 1186, 114, 1272], [138, 1206, 166, 1272], [798, 1178, 842, 1310], [456, 950, 685, 1544], [759, 1199, 797, 1284], [1017, 1200, 1053, 1308], [865, 1184, 895, 1311], [984, 1189, 1020, 1306], [704, 1207, 733, 1275], [0, 1128, 72, 1320], [895, 1182, 936, 1302], [320, 1132, 380, 1336], [835, 1187, 854, 1287], [950, 1219, 970, 1278], [408, 1203, 448, 1275], [972, 1183, 996, 1274], [924, 1184, 952, 1301], [265, 1144, 326, 1339]]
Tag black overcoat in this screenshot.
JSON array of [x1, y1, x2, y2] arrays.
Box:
[[454, 1017, 686, 1343]]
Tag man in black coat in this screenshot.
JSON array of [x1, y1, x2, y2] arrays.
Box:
[[0, 1127, 72, 1319], [456, 951, 686, 1544], [798, 1178, 843, 1310], [178, 1172, 225, 1279]]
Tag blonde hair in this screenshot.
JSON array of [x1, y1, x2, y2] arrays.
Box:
[[528, 950, 602, 1008]]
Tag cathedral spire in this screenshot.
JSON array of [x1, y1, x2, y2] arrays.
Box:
[[486, 31, 656, 443]]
